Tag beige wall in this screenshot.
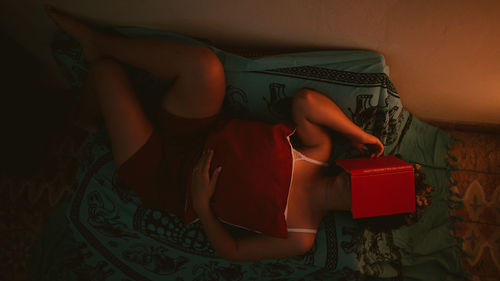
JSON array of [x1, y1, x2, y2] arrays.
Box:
[[2, 0, 499, 125]]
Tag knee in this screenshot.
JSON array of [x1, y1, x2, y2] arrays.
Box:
[[292, 89, 324, 120], [187, 46, 225, 85], [293, 88, 316, 107]]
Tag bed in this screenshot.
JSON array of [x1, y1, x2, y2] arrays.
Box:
[[28, 27, 468, 281]]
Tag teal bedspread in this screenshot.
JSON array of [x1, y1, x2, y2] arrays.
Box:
[[28, 28, 468, 281]]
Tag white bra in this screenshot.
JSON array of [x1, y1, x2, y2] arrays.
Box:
[[285, 148, 329, 234], [292, 148, 329, 167]]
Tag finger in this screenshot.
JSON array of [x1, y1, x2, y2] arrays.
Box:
[[194, 151, 206, 169], [193, 150, 208, 173], [378, 142, 384, 157], [197, 150, 207, 164], [211, 166, 222, 185], [203, 149, 214, 173], [201, 149, 211, 162], [192, 166, 200, 176]]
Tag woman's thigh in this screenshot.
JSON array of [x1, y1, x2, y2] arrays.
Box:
[[89, 59, 153, 167], [88, 47, 225, 166], [160, 47, 226, 119]]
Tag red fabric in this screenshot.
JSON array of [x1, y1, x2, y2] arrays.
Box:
[[116, 109, 295, 238], [186, 119, 295, 238], [115, 109, 218, 219]]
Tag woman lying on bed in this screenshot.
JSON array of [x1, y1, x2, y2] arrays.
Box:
[[45, 5, 433, 262]]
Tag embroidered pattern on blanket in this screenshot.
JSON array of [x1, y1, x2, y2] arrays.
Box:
[[254, 66, 398, 97], [41, 28, 421, 280], [68, 134, 335, 280]]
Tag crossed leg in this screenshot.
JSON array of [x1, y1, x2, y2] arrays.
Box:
[[46, 6, 226, 167]]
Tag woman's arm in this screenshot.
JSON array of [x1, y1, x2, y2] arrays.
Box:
[[292, 89, 383, 158], [191, 149, 315, 261]]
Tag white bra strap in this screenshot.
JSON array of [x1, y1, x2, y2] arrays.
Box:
[[287, 228, 317, 234], [293, 149, 329, 167]]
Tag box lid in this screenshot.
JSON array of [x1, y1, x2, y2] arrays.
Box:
[[335, 155, 413, 176]]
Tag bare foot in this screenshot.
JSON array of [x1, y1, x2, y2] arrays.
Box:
[[45, 4, 103, 63]]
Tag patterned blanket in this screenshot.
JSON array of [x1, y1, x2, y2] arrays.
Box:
[[28, 28, 467, 281]]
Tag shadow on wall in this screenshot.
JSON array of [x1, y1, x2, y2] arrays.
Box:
[[0, 32, 75, 178]]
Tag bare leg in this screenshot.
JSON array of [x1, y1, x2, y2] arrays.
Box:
[[74, 73, 101, 133], [86, 59, 153, 166], [45, 5, 226, 167], [45, 4, 225, 118], [93, 34, 226, 118]]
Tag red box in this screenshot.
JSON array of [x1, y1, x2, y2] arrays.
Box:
[[335, 155, 415, 219]]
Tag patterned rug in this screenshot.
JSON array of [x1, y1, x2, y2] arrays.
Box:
[[446, 130, 500, 281]]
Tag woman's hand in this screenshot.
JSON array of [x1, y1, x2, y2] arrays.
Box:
[[191, 149, 222, 213], [350, 132, 384, 158]]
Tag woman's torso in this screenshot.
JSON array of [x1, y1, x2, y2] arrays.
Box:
[[285, 134, 332, 234]]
